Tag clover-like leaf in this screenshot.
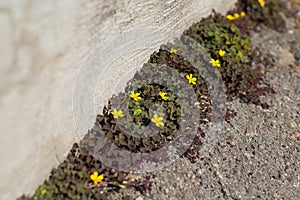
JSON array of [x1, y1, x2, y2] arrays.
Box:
[[134, 109, 142, 116]]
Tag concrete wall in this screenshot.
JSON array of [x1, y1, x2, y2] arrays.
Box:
[[0, 0, 236, 199]]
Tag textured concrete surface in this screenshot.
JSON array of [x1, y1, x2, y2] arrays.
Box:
[[0, 0, 236, 199]]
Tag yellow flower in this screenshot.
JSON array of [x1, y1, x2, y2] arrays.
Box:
[[151, 114, 164, 127], [219, 50, 226, 57], [226, 14, 235, 21], [186, 74, 197, 85], [90, 172, 104, 185], [130, 91, 142, 101], [240, 11, 246, 17], [234, 13, 240, 19], [257, 0, 265, 7], [170, 48, 178, 54], [210, 59, 221, 68], [111, 108, 124, 119], [159, 91, 168, 101]]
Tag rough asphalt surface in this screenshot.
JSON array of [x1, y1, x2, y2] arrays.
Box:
[[108, 9, 300, 200]]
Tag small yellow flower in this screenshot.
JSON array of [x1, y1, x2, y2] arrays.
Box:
[[226, 14, 235, 21], [151, 114, 164, 127], [90, 172, 104, 185], [170, 48, 178, 54], [159, 91, 168, 101], [257, 0, 265, 7], [210, 59, 221, 68], [240, 11, 246, 17], [130, 91, 142, 101], [234, 13, 240, 19], [111, 108, 124, 119], [219, 50, 226, 57], [186, 74, 197, 85]]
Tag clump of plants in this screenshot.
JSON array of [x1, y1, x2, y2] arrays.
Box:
[[147, 47, 212, 117], [231, 0, 287, 34], [82, 61, 208, 164], [183, 11, 275, 108], [28, 143, 151, 200]]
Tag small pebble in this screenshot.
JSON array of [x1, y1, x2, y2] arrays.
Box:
[[164, 188, 169, 194], [273, 193, 280, 199], [192, 180, 200, 186], [245, 129, 254, 136], [227, 139, 237, 146], [290, 121, 298, 128], [290, 132, 300, 139], [244, 152, 254, 158], [293, 65, 300, 72]]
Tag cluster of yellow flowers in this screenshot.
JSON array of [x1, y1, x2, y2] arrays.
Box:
[[226, 1, 265, 21], [169, 48, 226, 84], [208, 50, 226, 68], [110, 90, 167, 127], [130, 91, 168, 102], [226, 11, 246, 21]]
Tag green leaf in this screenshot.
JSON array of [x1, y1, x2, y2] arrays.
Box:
[[208, 31, 214, 36], [237, 51, 243, 59], [134, 109, 142, 116], [215, 35, 221, 41], [230, 24, 238, 33], [224, 34, 230, 40]]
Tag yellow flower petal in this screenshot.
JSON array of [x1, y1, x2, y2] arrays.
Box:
[[219, 50, 226, 57], [234, 13, 240, 19], [158, 122, 164, 127], [226, 14, 235, 21], [240, 11, 246, 17], [96, 174, 104, 183], [257, 0, 265, 7], [90, 171, 98, 179]]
